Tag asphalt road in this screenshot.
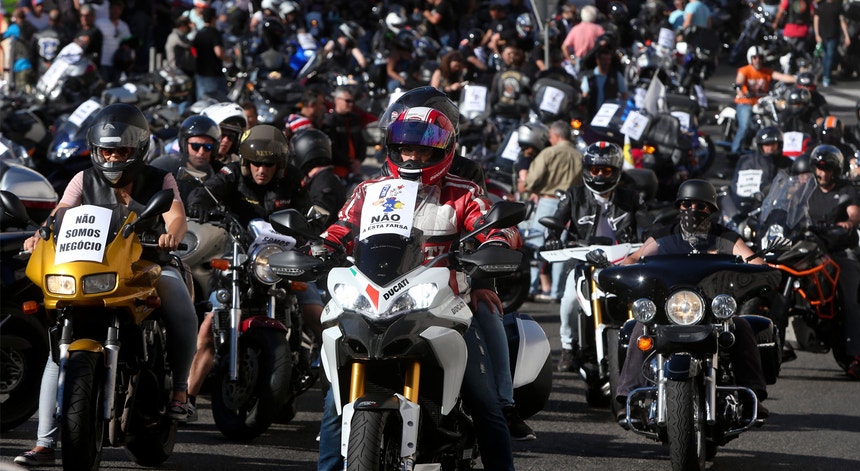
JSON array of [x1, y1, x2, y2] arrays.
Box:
[[2, 59, 860, 471]]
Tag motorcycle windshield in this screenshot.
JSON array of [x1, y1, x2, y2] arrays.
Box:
[[52, 204, 128, 247], [757, 170, 816, 247], [353, 232, 426, 286]]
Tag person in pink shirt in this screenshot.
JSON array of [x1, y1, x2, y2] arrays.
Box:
[[561, 5, 605, 73]]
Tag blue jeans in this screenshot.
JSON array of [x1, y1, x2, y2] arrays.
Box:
[[317, 303, 514, 470], [36, 354, 59, 449], [822, 38, 838, 83], [559, 270, 581, 350], [528, 197, 565, 298], [731, 103, 753, 155], [195, 74, 228, 101]]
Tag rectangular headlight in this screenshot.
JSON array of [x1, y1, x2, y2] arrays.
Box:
[[82, 273, 117, 294], [46, 275, 76, 295]]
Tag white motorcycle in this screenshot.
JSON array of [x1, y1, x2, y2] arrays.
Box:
[[268, 198, 552, 469]]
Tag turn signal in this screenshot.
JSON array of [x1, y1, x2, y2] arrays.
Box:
[[637, 335, 654, 352], [210, 259, 230, 271], [146, 296, 161, 309], [22, 301, 39, 314], [571, 118, 583, 130], [642, 145, 656, 155]]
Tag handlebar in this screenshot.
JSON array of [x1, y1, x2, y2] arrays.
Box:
[[139, 232, 188, 251]]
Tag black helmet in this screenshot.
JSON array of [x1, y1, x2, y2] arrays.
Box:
[[755, 126, 783, 160], [465, 28, 484, 48], [787, 86, 811, 107], [87, 103, 150, 188], [261, 16, 286, 49], [818, 116, 843, 145], [381, 86, 461, 137], [790, 154, 811, 176], [338, 20, 365, 44], [393, 29, 416, 51], [675, 179, 718, 211], [607, 1, 629, 24], [515, 13, 534, 39], [809, 144, 844, 173], [238, 124, 289, 178], [583, 141, 623, 195], [796, 71, 816, 90], [516, 122, 549, 151], [291, 129, 332, 173], [179, 115, 221, 164]]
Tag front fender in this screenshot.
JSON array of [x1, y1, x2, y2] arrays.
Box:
[[240, 315, 287, 333], [663, 353, 700, 381]]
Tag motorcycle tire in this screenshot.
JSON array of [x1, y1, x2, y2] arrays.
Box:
[[61, 351, 106, 471], [606, 327, 622, 419], [0, 307, 48, 432], [212, 327, 291, 441], [666, 379, 706, 471], [126, 322, 176, 466], [346, 410, 402, 471]]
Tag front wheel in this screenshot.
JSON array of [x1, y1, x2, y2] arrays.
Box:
[[212, 327, 291, 441], [61, 351, 106, 471], [0, 308, 48, 432], [346, 410, 402, 471], [606, 328, 622, 419], [666, 379, 706, 471]]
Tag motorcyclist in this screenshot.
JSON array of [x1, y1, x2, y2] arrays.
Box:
[[780, 86, 825, 136], [806, 145, 860, 379], [541, 142, 649, 372], [795, 71, 830, 117], [817, 116, 857, 168], [183, 124, 327, 421], [321, 20, 367, 74], [289, 128, 347, 233], [15, 103, 198, 466], [317, 90, 527, 471], [150, 115, 222, 203], [615, 180, 771, 423], [200, 101, 249, 165]]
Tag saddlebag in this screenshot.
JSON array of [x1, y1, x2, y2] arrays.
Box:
[[740, 315, 780, 385], [504, 312, 551, 419]]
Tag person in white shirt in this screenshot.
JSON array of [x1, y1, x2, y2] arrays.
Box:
[[94, 0, 130, 83]]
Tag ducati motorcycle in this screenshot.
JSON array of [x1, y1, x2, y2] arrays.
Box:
[[601, 252, 782, 470], [267, 200, 552, 470], [10, 190, 181, 471], [540, 242, 641, 414]]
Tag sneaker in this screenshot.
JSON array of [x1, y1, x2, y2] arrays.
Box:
[[533, 293, 555, 303], [185, 400, 198, 423], [168, 400, 187, 421], [847, 357, 860, 380], [822, 79, 831, 88], [503, 406, 536, 441], [14, 448, 55, 466]]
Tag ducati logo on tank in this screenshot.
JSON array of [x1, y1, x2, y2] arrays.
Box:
[[54, 205, 111, 264], [360, 179, 419, 240]]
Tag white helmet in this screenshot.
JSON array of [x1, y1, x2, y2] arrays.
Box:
[[279, 0, 298, 17], [385, 12, 406, 34], [261, 0, 281, 12], [747, 45, 764, 64], [200, 102, 248, 135]]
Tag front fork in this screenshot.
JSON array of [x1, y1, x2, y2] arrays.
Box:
[[228, 240, 242, 381], [654, 352, 718, 426]]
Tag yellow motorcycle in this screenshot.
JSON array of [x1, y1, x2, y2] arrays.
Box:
[[4, 190, 181, 471]]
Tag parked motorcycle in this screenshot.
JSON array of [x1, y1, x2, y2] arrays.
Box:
[[539, 242, 642, 414], [10, 190, 181, 470], [267, 200, 552, 469], [44, 98, 103, 193], [34, 56, 105, 117], [601, 253, 781, 469]]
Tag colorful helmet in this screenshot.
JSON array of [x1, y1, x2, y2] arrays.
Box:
[[582, 141, 623, 195], [87, 103, 150, 188], [787, 87, 811, 107], [383, 86, 461, 136], [383, 106, 456, 185], [338, 21, 365, 43], [238, 124, 289, 178], [179, 115, 221, 164], [516, 122, 549, 151], [809, 144, 844, 173], [746, 45, 764, 64], [818, 115, 843, 145], [754, 126, 783, 160], [675, 179, 719, 211], [515, 13, 534, 39], [291, 129, 332, 173]]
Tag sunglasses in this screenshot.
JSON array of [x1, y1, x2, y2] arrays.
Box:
[[189, 142, 214, 152], [249, 161, 276, 168], [337, 97, 355, 104], [588, 166, 615, 177], [100, 147, 134, 158], [679, 200, 711, 211]]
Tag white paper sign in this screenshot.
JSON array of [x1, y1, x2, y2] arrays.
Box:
[[460, 84, 488, 115], [783, 131, 804, 154], [67, 99, 102, 128], [633, 87, 647, 109], [539, 86, 564, 114], [590, 103, 620, 128], [248, 220, 296, 252], [39, 60, 70, 93], [620, 110, 650, 140], [658, 28, 675, 50], [122, 83, 138, 94], [360, 179, 419, 240], [736, 169, 764, 197], [500, 131, 521, 161], [670, 111, 691, 131], [54, 205, 112, 265]]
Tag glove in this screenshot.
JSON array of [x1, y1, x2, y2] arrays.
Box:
[[541, 237, 563, 252], [586, 248, 611, 269], [481, 241, 509, 249], [186, 204, 211, 223]]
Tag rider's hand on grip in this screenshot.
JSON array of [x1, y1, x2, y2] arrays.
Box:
[[541, 237, 563, 252], [187, 204, 211, 223], [586, 248, 611, 269]]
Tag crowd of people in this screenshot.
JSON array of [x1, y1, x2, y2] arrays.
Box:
[[4, 0, 860, 468]]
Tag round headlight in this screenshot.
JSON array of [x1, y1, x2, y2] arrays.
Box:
[[711, 294, 737, 320], [666, 290, 704, 325], [631, 298, 657, 324], [250, 244, 285, 284]]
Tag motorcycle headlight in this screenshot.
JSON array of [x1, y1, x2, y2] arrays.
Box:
[[250, 244, 285, 284], [333, 283, 374, 314], [382, 283, 438, 319], [632, 298, 657, 324], [666, 290, 704, 325], [711, 294, 737, 320], [82, 273, 117, 294], [50, 145, 81, 163], [46, 275, 76, 295]]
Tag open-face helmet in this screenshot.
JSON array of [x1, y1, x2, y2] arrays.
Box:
[[516, 122, 549, 152], [179, 115, 221, 164], [818, 115, 843, 145], [238, 124, 289, 178], [754, 126, 783, 160], [809, 144, 844, 173], [675, 179, 719, 211]]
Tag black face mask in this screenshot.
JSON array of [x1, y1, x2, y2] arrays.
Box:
[[680, 208, 711, 237]]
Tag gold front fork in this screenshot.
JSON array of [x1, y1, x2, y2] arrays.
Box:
[[349, 362, 366, 402], [403, 361, 421, 403], [590, 267, 604, 330]]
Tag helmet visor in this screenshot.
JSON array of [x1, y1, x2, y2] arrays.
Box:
[[387, 119, 454, 150]]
